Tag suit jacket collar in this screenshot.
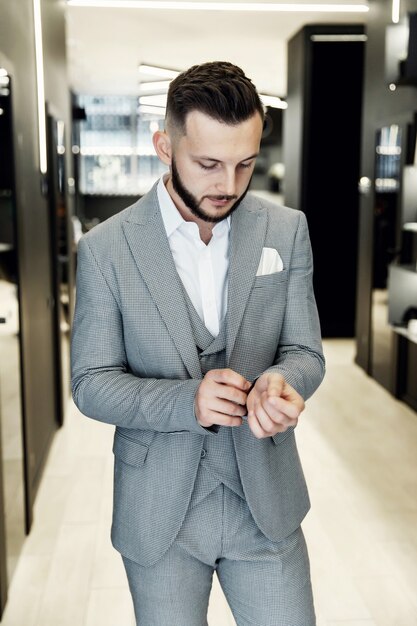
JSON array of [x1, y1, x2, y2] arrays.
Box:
[[122, 184, 267, 378], [122, 183, 203, 380], [226, 195, 267, 366]]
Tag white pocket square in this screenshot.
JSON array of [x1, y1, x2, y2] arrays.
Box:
[[256, 247, 284, 276]]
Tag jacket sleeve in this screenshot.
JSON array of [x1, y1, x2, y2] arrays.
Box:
[[264, 211, 325, 400], [71, 235, 209, 434]]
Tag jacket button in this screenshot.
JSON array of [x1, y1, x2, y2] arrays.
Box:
[[201, 449, 207, 458]]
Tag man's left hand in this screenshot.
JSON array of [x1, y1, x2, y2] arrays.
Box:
[[246, 372, 305, 439]]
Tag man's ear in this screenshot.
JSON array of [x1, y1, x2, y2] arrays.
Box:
[[153, 131, 172, 165]]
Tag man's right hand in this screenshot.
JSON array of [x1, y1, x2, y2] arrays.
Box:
[[195, 368, 251, 429]]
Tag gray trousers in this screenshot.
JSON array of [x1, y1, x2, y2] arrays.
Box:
[[122, 484, 316, 626]]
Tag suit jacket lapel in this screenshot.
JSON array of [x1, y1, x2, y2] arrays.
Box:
[[122, 186, 202, 380], [226, 195, 267, 365]]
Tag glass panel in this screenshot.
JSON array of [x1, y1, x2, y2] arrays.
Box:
[[0, 74, 26, 584], [77, 95, 167, 195], [47, 116, 71, 424], [371, 124, 402, 389]]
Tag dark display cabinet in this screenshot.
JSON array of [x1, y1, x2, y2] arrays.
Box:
[[387, 135, 417, 408], [284, 24, 365, 337], [0, 72, 26, 618]]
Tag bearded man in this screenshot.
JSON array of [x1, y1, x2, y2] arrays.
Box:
[[71, 61, 325, 626]]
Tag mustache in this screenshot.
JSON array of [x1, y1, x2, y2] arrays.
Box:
[[203, 195, 238, 201]]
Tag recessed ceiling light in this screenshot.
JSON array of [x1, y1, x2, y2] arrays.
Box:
[[67, 1, 369, 14]]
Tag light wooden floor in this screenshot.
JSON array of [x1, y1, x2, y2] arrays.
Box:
[[1, 339, 417, 625]]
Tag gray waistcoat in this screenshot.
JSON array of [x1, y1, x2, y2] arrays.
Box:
[[183, 291, 245, 509]]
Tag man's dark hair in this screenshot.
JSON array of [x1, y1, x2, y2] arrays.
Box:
[[166, 61, 265, 134]]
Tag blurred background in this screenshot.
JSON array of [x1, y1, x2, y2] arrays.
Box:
[[0, 0, 417, 623]]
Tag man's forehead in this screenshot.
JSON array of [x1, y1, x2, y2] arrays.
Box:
[[183, 109, 263, 135]]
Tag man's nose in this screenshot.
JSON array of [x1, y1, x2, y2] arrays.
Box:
[[216, 169, 237, 197]]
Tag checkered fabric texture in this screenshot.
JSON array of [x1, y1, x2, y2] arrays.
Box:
[[71, 182, 325, 567], [123, 484, 316, 625]]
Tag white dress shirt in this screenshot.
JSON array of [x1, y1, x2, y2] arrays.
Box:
[[157, 176, 230, 337]]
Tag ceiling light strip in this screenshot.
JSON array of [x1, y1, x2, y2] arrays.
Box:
[[310, 34, 368, 41], [33, 0, 47, 174], [260, 95, 287, 109], [67, 1, 369, 13], [138, 80, 173, 92], [392, 0, 400, 23], [138, 64, 179, 78], [138, 105, 167, 115]]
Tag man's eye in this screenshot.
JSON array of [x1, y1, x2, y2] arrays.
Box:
[[199, 162, 217, 170], [240, 162, 253, 169]]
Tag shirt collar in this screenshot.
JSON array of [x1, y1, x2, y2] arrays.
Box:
[[158, 175, 184, 238], [157, 175, 231, 239]]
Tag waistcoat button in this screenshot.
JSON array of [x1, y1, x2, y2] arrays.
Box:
[[201, 449, 207, 458]]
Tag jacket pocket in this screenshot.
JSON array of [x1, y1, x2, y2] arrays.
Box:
[[253, 269, 288, 288], [272, 426, 295, 446], [112, 431, 149, 467]]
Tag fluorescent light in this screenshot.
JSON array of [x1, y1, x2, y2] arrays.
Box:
[[138, 105, 167, 115], [136, 74, 289, 111], [392, 0, 400, 23], [310, 34, 368, 41], [137, 85, 288, 111], [139, 80, 173, 92], [139, 94, 168, 107], [260, 94, 287, 109], [138, 64, 179, 78], [57, 120, 66, 154], [403, 222, 417, 232], [0, 68, 8, 77], [80, 146, 156, 156], [376, 146, 401, 155], [68, 1, 369, 13], [33, 0, 47, 174]]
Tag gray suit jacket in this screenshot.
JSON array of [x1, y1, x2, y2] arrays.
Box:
[[71, 183, 325, 566]]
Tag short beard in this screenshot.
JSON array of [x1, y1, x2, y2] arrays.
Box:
[[171, 157, 251, 224]]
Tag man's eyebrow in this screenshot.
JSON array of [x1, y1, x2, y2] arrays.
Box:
[[240, 153, 259, 162], [194, 153, 259, 163]]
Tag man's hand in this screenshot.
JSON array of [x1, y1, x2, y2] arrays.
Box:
[[246, 372, 304, 439], [195, 369, 252, 429]]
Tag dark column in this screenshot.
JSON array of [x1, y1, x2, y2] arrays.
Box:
[[284, 24, 365, 338]]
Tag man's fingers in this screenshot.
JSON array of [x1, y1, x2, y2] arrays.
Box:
[[210, 397, 248, 417], [216, 384, 248, 407], [196, 384, 248, 416], [250, 396, 296, 432], [249, 401, 276, 435], [195, 372, 250, 429], [207, 368, 251, 391], [255, 373, 305, 414], [247, 410, 298, 439], [264, 395, 302, 421], [199, 409, 243, 428], [246, 373, 303, 439], [247, 413, 268, 439]]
